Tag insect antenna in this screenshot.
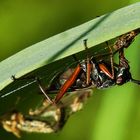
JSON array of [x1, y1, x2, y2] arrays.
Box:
[[130, 79, 140, 85], [0, 79, 37, 98]]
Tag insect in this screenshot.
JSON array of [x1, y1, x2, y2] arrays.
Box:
[[38, 28, 140, 104], [1, 29, 140, 103], [0, 28, 140, 137], [0, 89, 92, 137]]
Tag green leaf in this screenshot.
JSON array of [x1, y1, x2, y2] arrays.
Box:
[[0, 2, 140, 91]]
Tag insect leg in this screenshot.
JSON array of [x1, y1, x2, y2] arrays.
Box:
[[118, 48, 140, 85], [130, 79, 140, 85], [11, 75, 36, 81], [54, 64, 81, 103], [83, 39, 91, 85], [108, 43, 114, 79], [98, 42, 114, 79], [118, 48, 129, 68], [35, 77, 53, 103], [11, 75, 53, 103]]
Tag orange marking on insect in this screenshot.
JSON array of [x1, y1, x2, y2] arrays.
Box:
[[86, 62, 91, 85], [55, 64, 81, 103], [99, 63, 114, 79]]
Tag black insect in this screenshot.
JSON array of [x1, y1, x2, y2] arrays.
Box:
[[49, 37, 140, 103], [0, 29, 140, 137], [1, 29, 140, 104]]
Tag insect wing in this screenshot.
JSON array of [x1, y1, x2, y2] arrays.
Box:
[[0, 89, 93, 137]]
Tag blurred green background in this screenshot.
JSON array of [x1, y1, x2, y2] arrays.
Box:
[[0, 0, 140, 140]]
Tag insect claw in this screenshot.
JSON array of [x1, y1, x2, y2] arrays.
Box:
[[11, 75, 17, 81], [83, 39, 88, 49]]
